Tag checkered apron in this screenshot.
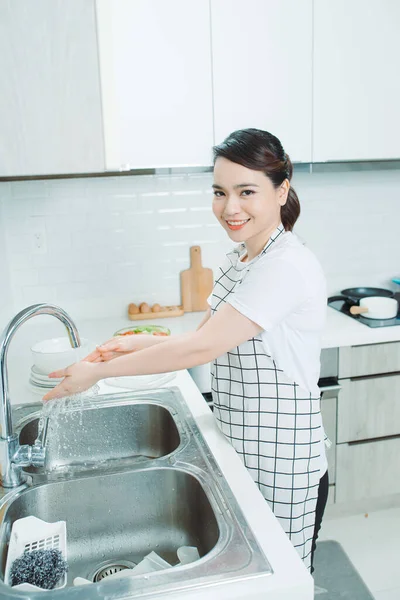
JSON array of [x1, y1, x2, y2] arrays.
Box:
[[210, 230, 323, 570]]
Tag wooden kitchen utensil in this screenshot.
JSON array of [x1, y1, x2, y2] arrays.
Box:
[[349, 306, 369, 315], [180, 246, 214, 312]]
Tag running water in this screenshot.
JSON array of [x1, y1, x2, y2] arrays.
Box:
[[42, 383, 100, 417], [35, 384, 101, 451]]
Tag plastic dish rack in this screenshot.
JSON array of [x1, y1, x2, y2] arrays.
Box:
[[4, 516, 67, 592]]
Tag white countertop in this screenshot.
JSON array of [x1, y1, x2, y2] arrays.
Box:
[[4, 305, 400, 406], [322, 306, 400, 348], [68, 307, 400, 349]]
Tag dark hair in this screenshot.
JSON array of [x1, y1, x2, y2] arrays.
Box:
[[213, 128, 300, 231]]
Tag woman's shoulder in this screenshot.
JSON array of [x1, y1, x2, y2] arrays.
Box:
[[254, 233, 326, 293], [263, 232, 323, 270]]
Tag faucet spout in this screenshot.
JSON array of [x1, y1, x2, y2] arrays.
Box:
[[0, 304, 81, 487]]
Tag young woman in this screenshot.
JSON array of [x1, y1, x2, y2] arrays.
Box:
[[43, 128, 329, 572]]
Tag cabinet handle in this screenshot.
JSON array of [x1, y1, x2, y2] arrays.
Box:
[[350, 371, 400, 382], [348, 433, 400, 446]]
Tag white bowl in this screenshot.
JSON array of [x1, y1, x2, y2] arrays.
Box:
[[30, 337, 92, 375]]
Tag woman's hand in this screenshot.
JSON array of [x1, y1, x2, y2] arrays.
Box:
[[42, 361, 103, 403], [84, 334, 162, 363]]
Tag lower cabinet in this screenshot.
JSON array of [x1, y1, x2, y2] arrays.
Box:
[[338, 374, 400, 443], [336, 437, 400, 503], [334, 341, 400, 505]]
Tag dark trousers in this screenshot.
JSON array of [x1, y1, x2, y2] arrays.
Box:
[[310, 470, 329, 573]]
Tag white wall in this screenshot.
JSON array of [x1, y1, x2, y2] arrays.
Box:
[[0, 167, 399, 324], [293, 168, 400, 293], [0, 189, 13, 324]]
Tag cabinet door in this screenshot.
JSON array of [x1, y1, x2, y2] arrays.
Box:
[[211, 0, 312, 162], [338, 375, 400, 443], [313, 0, 400, 161], [336, 437, 400, 503], [96, 0, 213, 169], [339, 342, 400, 379], [0, 0, 105, 177]]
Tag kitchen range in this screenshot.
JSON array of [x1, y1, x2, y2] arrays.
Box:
[[328, 287, 400, 328]]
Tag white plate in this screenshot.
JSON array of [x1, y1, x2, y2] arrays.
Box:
[[30, 375, 62, 386], [29, 382, 55, 396], [30, 374, 61, 386], [31, 365, 63, 381], [104, 372, 177, 390], [29, 378, 58, 389]]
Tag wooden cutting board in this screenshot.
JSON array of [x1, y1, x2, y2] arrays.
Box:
[[180, 246, 214, 312]]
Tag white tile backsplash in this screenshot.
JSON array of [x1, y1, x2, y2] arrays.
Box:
[[1, 168, 400, 322], [0, 189, 13, 323]]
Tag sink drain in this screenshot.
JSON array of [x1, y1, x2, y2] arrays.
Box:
[[92, 559, 136, 582]]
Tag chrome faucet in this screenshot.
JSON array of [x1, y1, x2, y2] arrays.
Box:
[[0, 304, 81, 488]]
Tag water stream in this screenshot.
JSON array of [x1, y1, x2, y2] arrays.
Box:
[[34, 384, 101, 450]]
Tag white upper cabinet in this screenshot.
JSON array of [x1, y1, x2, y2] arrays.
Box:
[[210, 0, 313, 162], [313, 0, 400, 162], [96, 0, 214, 169], [0, 0, 105, 177]]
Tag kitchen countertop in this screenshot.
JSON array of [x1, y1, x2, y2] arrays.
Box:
[[322, 306, 400, 348], [60, 307, 400, 348], [3, 305, 400, 406]]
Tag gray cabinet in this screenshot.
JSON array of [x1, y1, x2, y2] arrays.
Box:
[[338, 342, 400, 379], [336, 438, 400, 503], [0, 0, 105, 177], [336, 342, 400, 504], [338, 375, 400, 443]]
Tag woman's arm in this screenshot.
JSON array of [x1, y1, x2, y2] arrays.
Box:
[[85, 308, 212, 363], [196, 307, 211, 330], [43, 304, 261, 401], [103, 304, 260, 375]]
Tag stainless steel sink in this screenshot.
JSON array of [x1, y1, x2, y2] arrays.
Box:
[[0, 387, 272, 599], [19, 402, 180, 477], [0, 468, 219, 584]]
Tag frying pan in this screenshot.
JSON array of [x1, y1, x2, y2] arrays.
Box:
[[328, 287, 394, 305]]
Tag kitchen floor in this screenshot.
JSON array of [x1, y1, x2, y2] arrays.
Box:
[[317, 504, 400, 599]]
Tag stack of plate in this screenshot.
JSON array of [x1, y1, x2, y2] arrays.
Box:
[[29, 365, 63, 394]]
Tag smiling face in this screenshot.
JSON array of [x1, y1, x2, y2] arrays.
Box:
[[212, 157, 289, 260]]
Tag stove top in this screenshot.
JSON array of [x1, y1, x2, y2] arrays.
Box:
[[328, 292, 400, 328]]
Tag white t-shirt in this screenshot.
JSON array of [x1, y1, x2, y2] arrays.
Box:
[[223, 231, 327, 397]]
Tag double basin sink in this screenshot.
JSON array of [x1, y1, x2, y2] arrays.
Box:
[[0, 387, 272, 598]]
